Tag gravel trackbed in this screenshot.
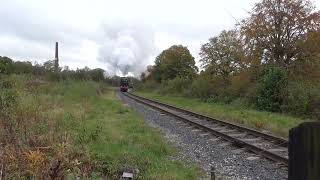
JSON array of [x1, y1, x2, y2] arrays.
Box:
[[119, 92, 288, 180]]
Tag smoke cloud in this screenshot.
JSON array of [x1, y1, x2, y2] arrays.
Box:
[[98, 22, 156, 77]]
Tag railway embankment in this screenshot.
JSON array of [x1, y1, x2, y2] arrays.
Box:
[[119, 92, 288, 180], [135, 91, 306, 138]]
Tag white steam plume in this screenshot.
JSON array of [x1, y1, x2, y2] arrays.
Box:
[[98, 22, 156, 77]]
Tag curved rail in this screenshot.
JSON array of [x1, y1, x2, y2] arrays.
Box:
[[122, 92, 289, 166]]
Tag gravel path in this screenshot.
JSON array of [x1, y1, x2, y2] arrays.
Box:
[[118, 92, 288, 180]]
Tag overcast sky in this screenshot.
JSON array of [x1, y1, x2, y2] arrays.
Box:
[[1, 0, 319, 76]]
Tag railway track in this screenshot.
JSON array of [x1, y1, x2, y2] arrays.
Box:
[[122, 92, 289, 166]]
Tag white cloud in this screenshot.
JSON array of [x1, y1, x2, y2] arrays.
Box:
[[1, 0, 318, 76]]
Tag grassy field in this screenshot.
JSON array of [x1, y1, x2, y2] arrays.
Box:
[[0, 75, 202, 179], [135, 91, 306, 137]]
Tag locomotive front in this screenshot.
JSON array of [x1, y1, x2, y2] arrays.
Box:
[[120, 77, 129, 92]]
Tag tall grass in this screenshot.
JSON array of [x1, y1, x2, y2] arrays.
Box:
[[0, 75, 202, 179], [0, 75, 100, 178]]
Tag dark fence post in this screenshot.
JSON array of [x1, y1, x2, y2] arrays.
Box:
[[289, 122, 320, 180], [210, 165, 215, 180]]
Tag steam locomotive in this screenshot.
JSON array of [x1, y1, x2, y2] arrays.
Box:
[[120, 77, 129, 92]]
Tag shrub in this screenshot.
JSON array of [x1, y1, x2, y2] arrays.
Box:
[[230, 70, 253, 97], [189, 74, 236, 103], [285, 81, 320, 118], [206, 76, 234, 103], [140, 80, 160, 91], [46, 72, 61, 81], [0, 79, 17, 115], [189, 75, 214, 99], [159, 77, 191, 95], [255, 66, 288, 112]]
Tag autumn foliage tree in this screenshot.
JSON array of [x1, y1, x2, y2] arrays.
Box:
[[293, 30, 320, 79], [142, 0, 320, 117], [237, 0, 320, 113], [240, 0, 320, 68], [152, 45, 198, 82], [199, 30, 246, 83]]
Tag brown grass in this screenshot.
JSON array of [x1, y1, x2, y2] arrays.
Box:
[[0, 77, 97, 179]]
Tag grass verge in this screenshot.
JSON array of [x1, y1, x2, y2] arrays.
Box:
[[135, 91, 306, 137], [0, 75, 202, 179]]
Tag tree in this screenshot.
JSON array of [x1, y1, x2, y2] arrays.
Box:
[[199, 30, 246, 82], [13, 61, 33, 74], [153, 45, 198, 82], [140, 72, 146, 82], [89, 68, 105, 81], [43, 60, 56, 72], [0, 56, 14, 74], [240, 0, 320, 68], [293, 30, 320, 80], [33, 61, 46, 75]]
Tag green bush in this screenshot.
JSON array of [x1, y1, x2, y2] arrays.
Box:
[[189, 75, 214, 99], [207, 76, 234, 103], [188, 75, 235, 103], [0, 57, 14, 74], [140, 80, 160, 91], [256, 66, 288, 112], [0, 79, 17, 111], [159, 77, 191, 95], [285, 81, 320, 118], [46, 72, 61, 81]]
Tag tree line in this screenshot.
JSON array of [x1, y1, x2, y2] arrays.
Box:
[[0, 57, 110, 81], [142, 0, 320, 118], [0, 56, 142, 89]]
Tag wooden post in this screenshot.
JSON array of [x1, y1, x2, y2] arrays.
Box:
[[289, 122, 320, 180]]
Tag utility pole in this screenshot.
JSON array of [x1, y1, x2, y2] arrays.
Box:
[[54, 42, 59, 72]]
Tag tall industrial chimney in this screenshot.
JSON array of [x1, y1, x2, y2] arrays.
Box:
[[54, 42, 59, 72]]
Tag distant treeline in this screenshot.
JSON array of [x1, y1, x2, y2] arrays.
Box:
[[141, 0, 320, 119], [0, 57, 105, 80], [0, 57, 141, 87]]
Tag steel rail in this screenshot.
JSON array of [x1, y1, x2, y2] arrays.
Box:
[[122, 92, 289, 166], [127, 92, 288, 147]]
